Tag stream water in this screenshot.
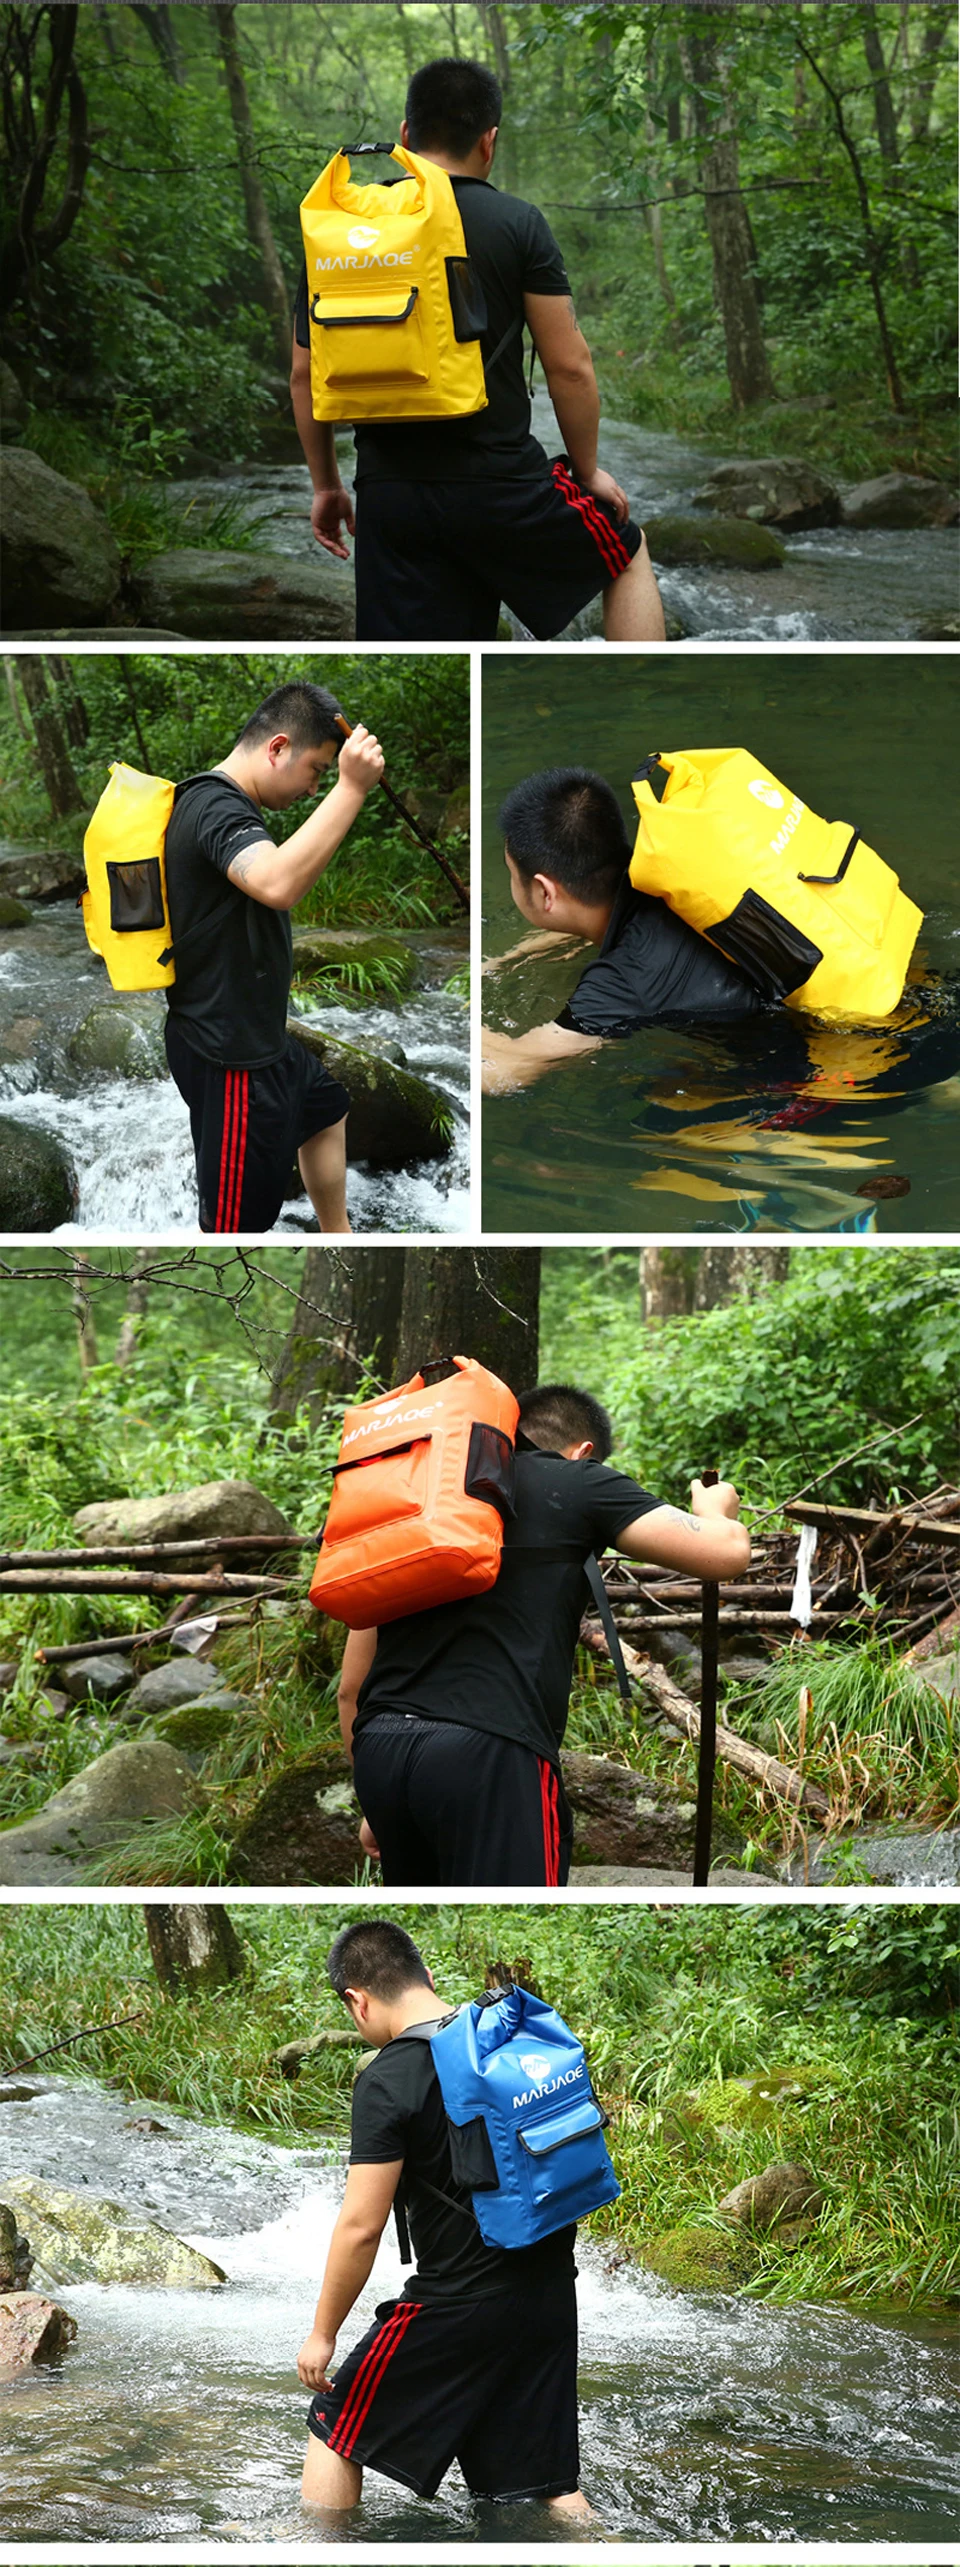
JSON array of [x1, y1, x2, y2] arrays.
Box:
[[0, 903, 469, 1237], [482, 652, 960, 1234], [174, 396, 960, 642], [3, 2074, 958, 2545]]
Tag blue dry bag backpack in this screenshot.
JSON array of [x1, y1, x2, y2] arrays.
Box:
[[398, 1983, 620, 2255]]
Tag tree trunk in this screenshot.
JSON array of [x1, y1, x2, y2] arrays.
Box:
[[119, 662, 152, 770], [114, 1251, 151, 1367], [3, 659, 29, 740], [861, 5, 902, 177], [394, 1250, 540, 1390], [477, 3, 515, 189], [214, 3, 291, 372], [144, 1904, 245, 1998], [46, 657, 89, 749], [17, 657, 85, 817], [685, 20, 773, 408], [0, 6, 90, 318], [130, 2, 183, 82], [692, 1245, 791, 1308], [269, 1249, 407, 1420], [909, 6, 951, 144], [72, 1256, 99, 1373], [797, 31, 905, 411], [639, 1247, 692, 1321]]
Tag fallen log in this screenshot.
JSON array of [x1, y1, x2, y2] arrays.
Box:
[[614, 1610, 847, 1631], [582, 1622, 830, 1820], [0, 1535, 311, 1570], [36, 1607, 256, 1668], [787, 1502, 960, 1548], [0, 1570, 294, 1599]]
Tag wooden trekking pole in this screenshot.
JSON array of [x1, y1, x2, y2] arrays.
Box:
[[692, 1468, 720, 1887], [334, 714, 470, 912]]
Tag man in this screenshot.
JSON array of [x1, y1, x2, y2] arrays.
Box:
[[163, 681, 384, 1233], [482, 765, 764, 1094], [336, 1380, 750, 1886], [298, 1918, 596, 2521], [291, 58, 665, 644]]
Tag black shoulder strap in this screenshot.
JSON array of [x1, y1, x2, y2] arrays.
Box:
[[157, 888, 237, 972], [484, 312, 523, 378], [390, 2014, 459, 2264], [583, 1553, 632, 1705]]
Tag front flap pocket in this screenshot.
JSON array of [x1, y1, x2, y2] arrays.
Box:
[[463, 1421, 516, 1519], [707, 888, 823, 999], [309, 285, 427, 385], [325, 1437, 431, 1542], [106, 858, 166, 935], [518, 2097, 607, 2156]]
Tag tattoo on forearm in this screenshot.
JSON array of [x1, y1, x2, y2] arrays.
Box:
[[566, 294, 580, 330]]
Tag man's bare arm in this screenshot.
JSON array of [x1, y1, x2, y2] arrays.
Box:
[[290, 331, 356, 559], [482, 1017, 603, 1094], [338, 1627, 378, 1761], [617, 1479, 751, 1580], [297, 2160, 401, 2388], [482, 927, 591, 978], [525, 291, 601, 485], [225, 728, 384, 911]]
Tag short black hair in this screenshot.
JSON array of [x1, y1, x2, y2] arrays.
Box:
[[406, 57, 502, 157], [500, 769, 631, 904], [236, 682, 343, 754], [518, 1381, 614, 1462], [327, 1919, 432, 2004]]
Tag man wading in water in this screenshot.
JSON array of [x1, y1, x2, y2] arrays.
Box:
[[336, 1381, 749, 1885], [297, 1918, 599, 2522], [163, 681, 383, 1234], [291, 58, 665, 644]]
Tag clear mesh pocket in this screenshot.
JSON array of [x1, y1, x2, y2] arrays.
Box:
[[464, 1423, 516, 1518], [106, 858, 166, 934]]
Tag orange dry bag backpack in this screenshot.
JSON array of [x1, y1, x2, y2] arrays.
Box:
[[309, 1356, 520, 1628]]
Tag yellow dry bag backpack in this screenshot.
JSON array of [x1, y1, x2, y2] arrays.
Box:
[[82, 764, 239, 994], [631, 748, 922, 1021], [299, 143, 494, 424]]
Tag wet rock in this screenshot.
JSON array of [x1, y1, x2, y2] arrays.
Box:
[[1, 447, 122, 626], [647, 1628, 703, 1699], [0, 846, 85, 903], [121, 1659, 228, 1719], [0, 892, 31, 927], [717, 2160, 823, 2231], [0, 1738, 43, 1767], [0, 2177, 225, 2288], [0, 1115, 76, 1229], [0, 2203, 33, 2289], [0, 1739, 203, 1885], [561, 1751, 737, 1869], [73, 1477, 295, 1555], [136, 546, 354, 640], [288, 1021, 453, 1169], [68, 997, 167, 1082], [0, 359, 27, 435], [151, 1696, 251, 1762], [692, 457, 841, 530], [291, 928, 416, 994], [643, 2223, 751, 2290], [841, 472, 959, 528], [0, 2291, 77, 2371], [913, 612, 960, 641], [231, 1743, 363, 1886], [0, 1014, 44, 1066], [571, 1861, 767, 1885], [62, 1654, 133, 1708], [781, 1825, 960, 1888], [645, 514, 786, 570]]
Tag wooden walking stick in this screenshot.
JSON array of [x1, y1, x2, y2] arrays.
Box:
[[692, 1468, 720, 1887], [334, 714, 470, 912]]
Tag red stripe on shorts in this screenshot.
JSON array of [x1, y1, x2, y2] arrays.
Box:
[[225, 1068, 249, 1231], [215, 1071, 235, 1231], [552, 460, 629, 580], [538, 1756, 560, 1887], [329, 2300, 422, 2459]]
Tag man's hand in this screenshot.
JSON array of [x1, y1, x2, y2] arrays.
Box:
[[337, 723, 385, 801], [359, 1816, 381, 1861], [297, 2326, 337, 2391], [690, 1477, 741, 1521], [311, 485, 356, 560], [482, 1019, 601, 1094], [586, 466, 629, 524]]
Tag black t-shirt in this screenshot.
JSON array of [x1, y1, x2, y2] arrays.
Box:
[[350, 2018, 576, 2303], [354, 1445, 658, 1765], [294, 173, 569, 483], [164, 773, 292, 1069], [555, 877, 766, 1039]]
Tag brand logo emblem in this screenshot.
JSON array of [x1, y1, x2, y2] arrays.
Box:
[[518, 2053, 552, 2083], [348, 224, 380, 249], [749, 779, 784, 809]]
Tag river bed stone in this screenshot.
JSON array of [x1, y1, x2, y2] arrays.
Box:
[[288, 1021, 453, 1168], [693, 456, 841, 529], [136, 546, 355, 639], [0, 2177, 226, 2289], [0, 2291, 77, 2371], [718, 2160, 824, 2230], [1, 449, 122, 626], [0, 1115, 76, 1228], [68, 998, 167, 1082], [841, 471, 959, 528], [120, 1659, 229, 1720], [645, 513, 786, 569]]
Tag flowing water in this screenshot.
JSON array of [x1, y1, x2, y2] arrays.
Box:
[[3, 2075, 958, 2545], [0, 902, 469, 1236], [174, 395, 960, 643], [482, 653, 960, 1234]]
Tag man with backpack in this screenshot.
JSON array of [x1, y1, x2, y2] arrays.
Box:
[[162, 680, 384, 1233], [335, 1380, 750, 1885], [290, 58, 665, 643], [297, 1918, 604, 2520]]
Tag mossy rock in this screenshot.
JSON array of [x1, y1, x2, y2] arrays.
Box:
[[643, 2222, 753, 2291], [288, 1021, 453, 1168], [0, 1114, 76, 1229], [67, 998, 166, 1082], [645, 514, 786, 570], [685, 2068, 813, 2134], [230, 1741, 362, 1886], [0, 2177, 225, 2288], [152, 1695, 251, 1755], [291, 929, 416, 994], [0, 893, 31, 928]]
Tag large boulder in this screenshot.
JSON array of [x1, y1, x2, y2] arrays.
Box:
[[289, 1021, 453, 1169], [62, 1653, 134, 1708], [642, 2224, 751, 2291], [0, 1739, 203, 1885], [0, 846, 85, 903], [717, 2160, 824, 2232], [0, 2203, 32, 2290], [0, 2177, 225, 2288], [231, 1743, 364, 1885], [841, 472, 959, 528], [291, 928, 417, 995], [692, 457, 841, 530], [73, 1477, 296, 1554], [0, 1116, 76, 1229], [0, 360, 27, 436], [136, 546, 355, 640], [0, 893, 32, 927], [0, 447, 122, 626], [68, 997, 167, 1082], [645, 514, 786, 570], [562, 1751, 727, 1871], [120, 1659, 229, 1720], [0, 2291, 77, 2371]]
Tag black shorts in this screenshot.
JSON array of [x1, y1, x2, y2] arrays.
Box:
[[307, 2266, 579, 2503], [354, 457, 642, 641], [165, 1018, 349, 1234], [352, 1710, 573, 1888]]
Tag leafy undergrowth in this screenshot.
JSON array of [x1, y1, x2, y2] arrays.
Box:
[[0, 1902, 955, 2307]]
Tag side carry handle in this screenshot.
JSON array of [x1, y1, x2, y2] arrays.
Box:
[[797, 826, 860, 888]]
